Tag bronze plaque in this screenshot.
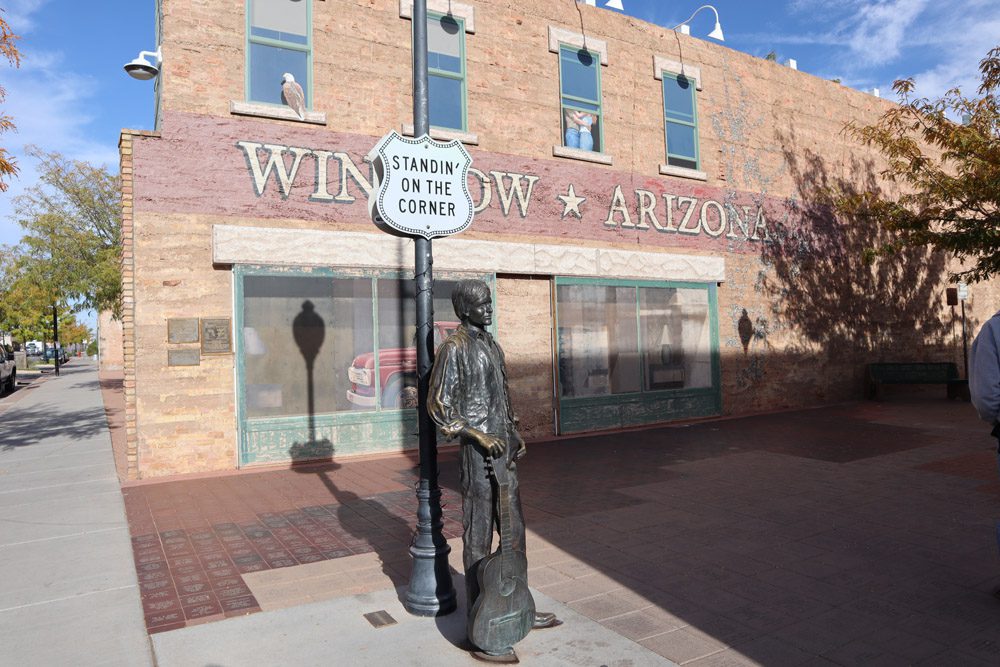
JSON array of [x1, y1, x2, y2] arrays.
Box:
[[167, 318, 200, 344], [201, 318, 232, 354], [168, 348, 200, 367]]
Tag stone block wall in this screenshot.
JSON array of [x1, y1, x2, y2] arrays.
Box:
[[98, 310, 124, 372]]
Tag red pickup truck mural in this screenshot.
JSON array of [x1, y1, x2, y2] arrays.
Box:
[[346, 321, 459, 409]]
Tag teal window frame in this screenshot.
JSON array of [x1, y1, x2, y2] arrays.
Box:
[[245, 0, 313, 108], [553, 276, 721, 434], [233, 265, 494, 466], [662, 71, 700, 170], [426, 11, 467, 132], [558, 44, 604, 153]]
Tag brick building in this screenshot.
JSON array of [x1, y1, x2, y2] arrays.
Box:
[[120, 0, 975, 479]]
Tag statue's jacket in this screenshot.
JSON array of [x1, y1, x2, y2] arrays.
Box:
[[427, 324, 518, 444]]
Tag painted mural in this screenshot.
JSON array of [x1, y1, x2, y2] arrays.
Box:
[[135, 111, 797, 258]]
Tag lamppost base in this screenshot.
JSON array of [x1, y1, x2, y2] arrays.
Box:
[[404, 483, 457, 617]]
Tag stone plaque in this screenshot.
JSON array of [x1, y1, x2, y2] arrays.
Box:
[[167, 318, 200, 344], [168, 349, 201, 367], [201, 318, 232, 354]]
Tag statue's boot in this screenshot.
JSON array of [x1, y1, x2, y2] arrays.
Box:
[[532, 611, 562, 629]]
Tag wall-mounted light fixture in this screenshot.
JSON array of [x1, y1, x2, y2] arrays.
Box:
[[673, 5, 725, 41], [123, 48, 162, 80]]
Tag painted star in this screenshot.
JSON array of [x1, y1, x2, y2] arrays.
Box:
[[557, 184, 586, 219]]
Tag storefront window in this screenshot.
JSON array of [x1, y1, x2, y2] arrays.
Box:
[[556, 281, 715, 398], [375, 278, 461, 408], [639, 286, 711, 390], [241, 272, 474, 417], [242, 275, 372, 418], [556, 284, 639, 397]]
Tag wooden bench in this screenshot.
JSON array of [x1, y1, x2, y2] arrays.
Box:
[[865, 362, 967, 400]]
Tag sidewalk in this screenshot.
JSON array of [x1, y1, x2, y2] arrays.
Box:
[[0, 359, 153, 666], [5, 364, 1000, 665], [122, 389, 1000, 665]]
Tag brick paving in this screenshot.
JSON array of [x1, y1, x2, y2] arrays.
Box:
[[119, 394, 1000, 664]]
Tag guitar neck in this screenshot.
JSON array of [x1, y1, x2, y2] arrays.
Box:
[[490, 460, 515, 575]]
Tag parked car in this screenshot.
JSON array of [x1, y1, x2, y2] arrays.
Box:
[[0, 344, 15, 395], [346, 321, 459, 409], [44, 347, 68, 364]]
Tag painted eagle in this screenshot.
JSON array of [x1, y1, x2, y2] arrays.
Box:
[[281, 72, 306, 119]]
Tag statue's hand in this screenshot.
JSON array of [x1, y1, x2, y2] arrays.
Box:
[[513, 432, 527, 462], [472, 431, 506, 458]]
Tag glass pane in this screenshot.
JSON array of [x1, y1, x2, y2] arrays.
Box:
[[242, 275, 374, 418], [429, 74, 463, 130], [249, 43, 308, 104], [556, 285, 640, 398], [428, 14, 462, 73], [561, 99, 600, 114], [250, 0, 308, 44], [375, 279, 462, 409], [663, 75, 694, 122], [639, 287, 711, 390], [668, 155, 698, 170], [666, 121, 696, 161], [562, 108, 601, 152], [560, 47, 599, 103]]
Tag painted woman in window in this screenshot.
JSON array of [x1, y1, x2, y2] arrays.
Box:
[[563, 110, 594, 151]]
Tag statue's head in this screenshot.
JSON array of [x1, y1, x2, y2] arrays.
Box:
[[451, 279, 492, 321]]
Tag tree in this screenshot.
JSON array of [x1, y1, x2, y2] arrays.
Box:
[[0, 9, 22, 191], [840, 46, 1000, 282], [12, 147, 122, 315]]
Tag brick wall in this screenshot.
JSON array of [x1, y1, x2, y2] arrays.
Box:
[[120, 0, 981, 476]]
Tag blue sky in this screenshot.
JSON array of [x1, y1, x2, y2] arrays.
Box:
[[0, 0, 997, 250]]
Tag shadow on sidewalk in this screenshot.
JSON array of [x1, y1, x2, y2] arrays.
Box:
[[287, 299, 418, 602], [0, 402, 109, 451]]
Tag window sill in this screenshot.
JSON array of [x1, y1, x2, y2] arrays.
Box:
[[230, 101, 327, 125], [401, 124, 479, 145], [659, 164, 707, 181], [552, 145, 613, 166]]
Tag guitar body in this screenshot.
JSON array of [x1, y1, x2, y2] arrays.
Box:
[[468, 548, 535, 654], [467, 456, 536, 655]]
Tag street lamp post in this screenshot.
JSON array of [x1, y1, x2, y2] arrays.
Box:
[[403, 0, 457, 617]]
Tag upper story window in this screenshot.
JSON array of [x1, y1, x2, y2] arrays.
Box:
[[559, 45, 602, 154], [663, 72, 699, 170], [247, 0, 311, 107], [427, 12, 467, 132]]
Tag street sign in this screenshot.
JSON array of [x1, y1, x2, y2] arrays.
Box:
[[958, 281, 969, 301], [366, 131, 474, 239]]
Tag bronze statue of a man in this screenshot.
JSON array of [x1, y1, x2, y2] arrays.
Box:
[[428, 279, 559, 663]]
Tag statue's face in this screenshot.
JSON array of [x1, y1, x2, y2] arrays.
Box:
[[467, 297, 493, 328]]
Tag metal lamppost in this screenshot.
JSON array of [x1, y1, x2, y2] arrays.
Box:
[[403, 0, 457, 617]]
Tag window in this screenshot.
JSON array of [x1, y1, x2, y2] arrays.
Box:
[[427, 12, 466, 131], [237, 267, 492, 464], [247, 0, 311, 106], [554, 278, 720, 433], [559, 45, 603, 153], [663, 72, 699, 170]]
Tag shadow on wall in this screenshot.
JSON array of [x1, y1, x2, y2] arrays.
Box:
[[759, 127, 956, 376]]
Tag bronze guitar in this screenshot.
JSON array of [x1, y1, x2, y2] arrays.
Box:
[[468, 455, 536, 654]]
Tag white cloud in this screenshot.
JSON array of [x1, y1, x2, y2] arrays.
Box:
[[2, 0, 49, 34], [847, 0, 928, 65], [742, 0, 1000, 99], [0, 0, 119, 247]]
